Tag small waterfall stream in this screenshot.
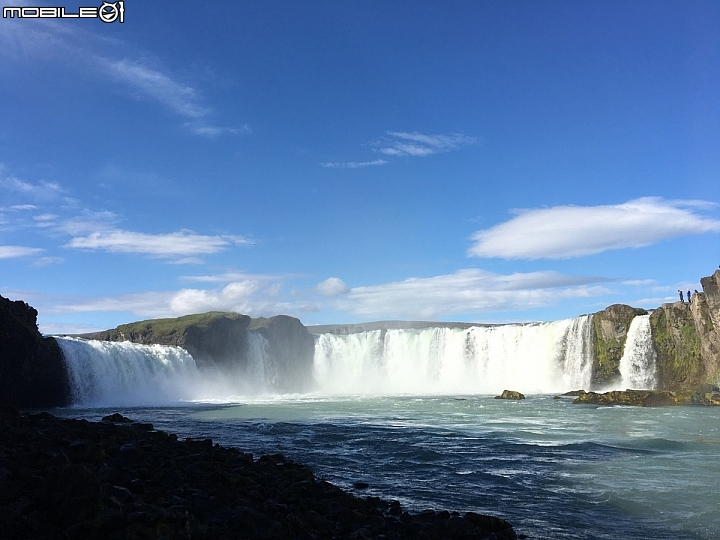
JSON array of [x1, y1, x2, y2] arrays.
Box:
[[618, 314, 657, 389]]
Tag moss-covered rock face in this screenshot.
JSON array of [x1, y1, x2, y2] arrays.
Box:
[[573, 388, 720, 407], [0, 294, 69, 407], [651, 303, 705, 391], [590, 304, 647, 388]]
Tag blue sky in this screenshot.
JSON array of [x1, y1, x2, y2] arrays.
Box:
[[1, 1, 720, 333]]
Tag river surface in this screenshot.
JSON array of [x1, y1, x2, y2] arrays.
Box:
[[54, 394, 720, 540]]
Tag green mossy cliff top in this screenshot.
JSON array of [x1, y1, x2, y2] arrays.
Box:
[[87, 311, 250, 345]]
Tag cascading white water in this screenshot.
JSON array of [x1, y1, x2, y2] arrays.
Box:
[[618, 315, 657, 390], [58, 334, 275, 406], [313, 316, 595, 395], [58, 337, 201, 406]]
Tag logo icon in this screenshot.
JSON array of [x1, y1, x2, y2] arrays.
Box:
[[99, 1, 123, 23]]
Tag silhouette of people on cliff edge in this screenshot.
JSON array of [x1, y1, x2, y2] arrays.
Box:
[[679, 290, 684, 302]]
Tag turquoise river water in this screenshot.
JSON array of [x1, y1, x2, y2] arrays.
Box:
[[54, 394, 720, 539]]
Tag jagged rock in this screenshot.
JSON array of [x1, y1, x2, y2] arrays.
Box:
[[0, 294, 69, 408], [572, 388, 720, 407], [590, 304, 648, 388], [494, 390, 525, 400]]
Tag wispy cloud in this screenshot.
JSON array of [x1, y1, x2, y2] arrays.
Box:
[[0, 15, 241, 137], [376, 131, 476, 157], [469, 198, 720, 260], [65, 229, 251, 260], [329, 269, 610, 319], [0, 175, 63, 200], [320, 159, 387, 169], [0, 245, 43, 259], [322, 131, 475, 169]]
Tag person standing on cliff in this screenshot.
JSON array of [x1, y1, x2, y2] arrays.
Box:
[[679, 290, 684, 302], [688, 290, 692, 302]]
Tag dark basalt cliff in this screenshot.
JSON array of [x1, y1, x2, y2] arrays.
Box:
[[249, 316, 316, 393], [0, 295, 69, 407]]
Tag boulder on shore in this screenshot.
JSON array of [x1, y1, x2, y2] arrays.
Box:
[[495, 390, 525, 400]]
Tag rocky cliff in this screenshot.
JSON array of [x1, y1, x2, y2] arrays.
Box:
[[85, 312, 252, 372], [590, 304, 648, 388], [0, 295, 69, 407], [249, 316, 316, 393], [586, 270, 720, 392], [85, 312, 317, 394], [648, 270, 720, 391]]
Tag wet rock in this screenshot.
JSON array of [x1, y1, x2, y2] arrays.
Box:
[[572, 389, 720, 407], [495, 390, 525, 400]]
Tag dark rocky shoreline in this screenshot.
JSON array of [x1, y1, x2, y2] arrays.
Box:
[[0, 409, 517, 540]]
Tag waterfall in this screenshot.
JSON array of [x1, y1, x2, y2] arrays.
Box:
[[313, 316, 595, 395], [618, 315, 657, 390], [58, 337, 201, 406], [56, 315, 605, 405]]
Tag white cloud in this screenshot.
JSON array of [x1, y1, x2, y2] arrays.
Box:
[[333, 268, 610, 319], [98, 59, 243, 137], [33, 256, 64, 267], [377, 131, 476, 157], [57, 211, 117, 235], [48, 277, 318, 319], [323, 131, 475, 169], [65, 229, 251, 259], [105, 59, 208, 119], [0, 15, 241, 138], [317, 277, 349, 296], [0, 175, 62, 200], [10, 205, 38, 211], [469, 197, 720, 260], [0, 245, 43, 259], [321, 159, 387, 169]]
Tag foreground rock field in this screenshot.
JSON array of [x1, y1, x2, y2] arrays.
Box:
[[0, 409, 517, 540]]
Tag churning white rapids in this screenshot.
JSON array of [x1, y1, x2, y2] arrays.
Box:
[[53, 316, 716, 539]]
